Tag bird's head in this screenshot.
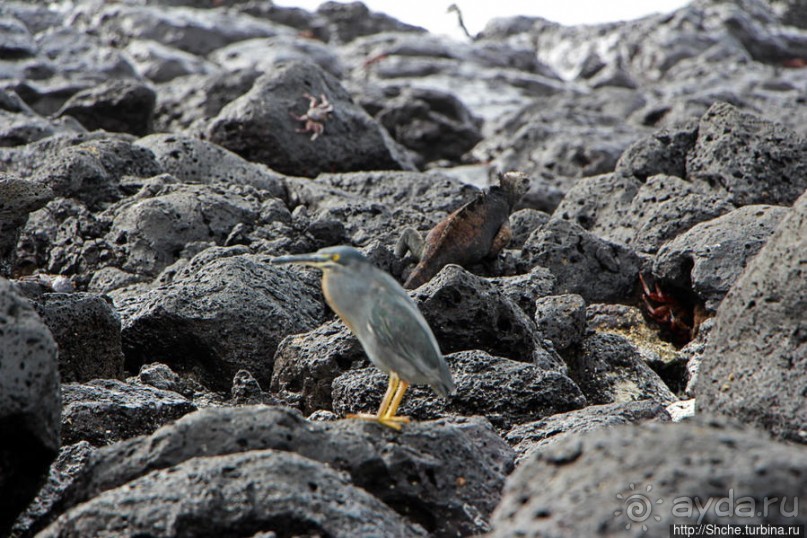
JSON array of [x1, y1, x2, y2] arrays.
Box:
[[270, 245, 367, 271]]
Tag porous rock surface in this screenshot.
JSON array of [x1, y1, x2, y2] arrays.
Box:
[[489, 418, 807, 537], [4, 0, 807, 534]]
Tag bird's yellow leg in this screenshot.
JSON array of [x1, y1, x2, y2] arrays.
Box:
[[376, 372, 399, 417], [378, 379, 410, 430], [347, 372, 403, 428]]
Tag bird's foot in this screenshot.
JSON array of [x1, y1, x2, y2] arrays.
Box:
[[346, 412, 411, 431]]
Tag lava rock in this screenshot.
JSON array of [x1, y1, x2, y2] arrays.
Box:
[[551, 172, 641, 235], [332, 350, 586, 431], [56, 406, 513, 537], [374, 86, 483, 166], [413, 265, 565, 370], [316, 1, 426, 43], [271, 319, 367, 414], [154, 68, 261, 132], [522, 218, 641, 303], [686, 102, 807, 206], [696, 191, 807, 444], [30, 137, 162, 210], [134, 133, 286, 198], [88, 3, 287, 56], [564, 332, 677, 405], [61, 378, 196, 446], [124, 39, 219, 83], [488, 265, 556, 318], [653, 204, 789, 310], [55, 80, 156, 137], [119, 253, 325, 391], [206, 61, 414, 177], [0, 174, 52, 276], [17, 197, 114, 284], [0, 278, 60, 535], [554, 173, 735, 254], [39, 448, 425, 537], [136, 362, 202, 399], [585, 303, 688, 393], [230, 369, 278, 406], [620, 174, 736, 254], [10, 441, 95, 538], [505, 400, 670, 463], [29, 292, 125, 383], [209, 35, 344, 78], [615, 120, 698, 181], [507, 208, 551, 248], [489, 418, 807, 537], [533, 294, 587, 351], [103, 182, 261, 277]]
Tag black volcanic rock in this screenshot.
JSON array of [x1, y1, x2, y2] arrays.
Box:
[[0, 278, 60, 536], [206, 61, 415, 177], [696, 191, 806, 444]]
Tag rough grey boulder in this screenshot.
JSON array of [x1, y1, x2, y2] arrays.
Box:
[[61, 378, 196, 446], [287, 170, 475, 249], [154, 68, 261, 132], [134, 133, 286, 198], [488, 266, 556, 319], [332, 350, 586, 431], [103, 181, 261, 277], [653, 204, 789, 310], [554, 173, 734, 254], [271, 319, 367, 414], [413, 265, 565, 370], [533, 294, 587, 352], [686, 102, 807, 206], [505, 400, 670, 463], [373, 86, 483, 166], [489, 419, 807, 537], [30, 137, 162, 210], [507, 208, 551, 249], [522, 218, 641, 303], [17, 197, 113, 286], [56, 406, 513, 537], [0, 278, 60, 535], [87, 2, 288, 56], [55, 79, 156, 137], [124, 38, 218, 83], [552, 173, 640, 235], [615, 120, 698, 181], [120, 253, 325, 391], [585, 303, 688, 393], [0, 174, 52, 276], [316, 0, 426, 43], [696, 191, 807, 444], [620, 174, 736, 254], [10, 441, 95, 538], [39, 449, 425, 538], [207, 61, 414, 177], [208, 35, 344, 78], [26, 292, 124, 383], [564, 332, 677, 406]]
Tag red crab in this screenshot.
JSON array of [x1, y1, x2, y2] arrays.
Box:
[[639, 273, 696, 344], [290, 92, 333, 141]]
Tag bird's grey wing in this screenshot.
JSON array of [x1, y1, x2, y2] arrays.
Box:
[[366, 282, 442, 378]]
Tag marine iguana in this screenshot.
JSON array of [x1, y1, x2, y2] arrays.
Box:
[[395, 171, 531, 289]]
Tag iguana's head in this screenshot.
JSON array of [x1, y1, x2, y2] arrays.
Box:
[[497, 171, 531, 207]]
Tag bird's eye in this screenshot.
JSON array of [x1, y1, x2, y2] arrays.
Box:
[[331, 254, 340, 262]]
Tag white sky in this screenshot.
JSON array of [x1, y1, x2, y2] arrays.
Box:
[[277, 0, 692, 39]]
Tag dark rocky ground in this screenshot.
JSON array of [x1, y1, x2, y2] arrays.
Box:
[[0, 0, 805, 536]]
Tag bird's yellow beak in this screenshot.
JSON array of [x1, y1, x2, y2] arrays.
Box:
[[270, 252, 337, 268]]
